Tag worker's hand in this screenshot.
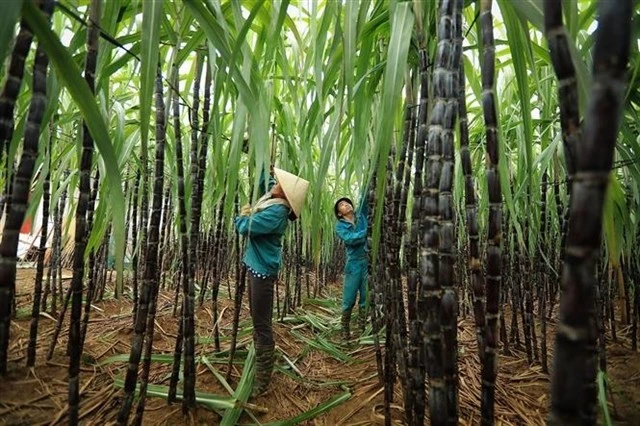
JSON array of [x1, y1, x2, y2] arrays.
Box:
[[240, 204, 252, 216]]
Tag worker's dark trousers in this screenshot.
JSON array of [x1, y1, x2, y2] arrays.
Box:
[[249, 273, 275, 347]]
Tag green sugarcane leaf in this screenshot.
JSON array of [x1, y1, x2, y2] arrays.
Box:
[[0, 0, 22, 76], [597, 371, 613, 426], [140, 0, 164, 151], [22, 1, 126, 291], [262, 390, 351, 426], [220, 344, 255, 426]]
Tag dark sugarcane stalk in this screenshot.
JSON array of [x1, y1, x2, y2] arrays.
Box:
[[293, 233, 300, 308], [632, 253, 639, 351], [509, 279, 520, 346], [523, 173, 538, 364], [401, 94, 416, 329], [399, 95, 416, 266], [172, 258, 182, 316], [46, 284, 72, 360], [97, 224, 112, 301], [479, 0, 503, 424], [539, 171, 549, 374], [179, 53, 206, 412], [549, 155, 564, 316], [42, 189, 58, 312], [0, 18, 34, 151], [51, 181, 66, 312], [524, 230, 538, 363], [276, 262, 284, 318], [381, 147, 402, 426], [422, 0, 459, 422], [440, 1, 464, 423], [500, 211, 510, 353], [544, 0, 581, 266], [607, 267, 617, 340], [192, 59, 212, 281], [131, 170, 141, 310], [624, 262, 631, 325], [79, 169, 101, 351], [27, 120, 53, 367], [305, 241, 311, 299], [94, 240, 105, 300], [514, 236, 528, 353], [296, 222, 303, 306], [226, 193, 246, 381], [381, 164, 395, 426], [364, 173, 384, 385], [160, 203, 173, 292], [205, 195, 225, 305], [614, 265, 624, 327], [507, 222, 522, 348], [458, 59, 486, 360], [280, 244, 288, 319], [199, 230, 214, 299], [0, 0, 43, 375], [595, 260, 607, 374], [0, 3, 38, 226], [499, 279, 509, 353], [211, 195, 226, 352], [608, 266, 618, 341], [509, 186, 530, 359], [157, 184, 171, 290], [187, 51, 203, 275], [55, 178, 67, 307], [167, 73, 193, 406], [136, 250, 167, 424], [119, 67, 167, 425], [521, 251, 533, 363], [407, 41, 429, 425], [283, 245, 292, 315], [135, 241, 164, 426], [548, 1, 633, 423], [44, 170, 69, 313], [198, 230, 211, 300], [122, 170, 131, 289], [390, 88, 415, 424], [67, 0, 100, 421], [168, 313, 183, 403]]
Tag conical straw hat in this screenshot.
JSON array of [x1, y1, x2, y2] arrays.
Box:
[[273, 167, 309, 218]]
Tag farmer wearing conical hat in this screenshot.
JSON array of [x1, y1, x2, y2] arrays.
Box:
[[334, 188, 369, 341], [235, 167, 309, 397]]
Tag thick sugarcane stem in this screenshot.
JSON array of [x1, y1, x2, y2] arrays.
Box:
[[458, 62, 486, 362], [479, 0, 503, 424], [549, 0, 632, 423], [27, 122, 53, 367], [168, 73, 190, 404], [0, 0, 43, 376], [68, 0, 100, 422], [118, 66, 167, 425]]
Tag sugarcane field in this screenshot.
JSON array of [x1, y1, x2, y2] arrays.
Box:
[[3, 0, 640, 425]]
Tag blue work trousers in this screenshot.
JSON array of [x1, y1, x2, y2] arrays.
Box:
[[342, 258, 368, 312]]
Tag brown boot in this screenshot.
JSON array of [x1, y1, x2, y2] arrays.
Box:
[[252, 343, 275, 397], [341, 309, 352, 341], [358, 309, 367, 334]]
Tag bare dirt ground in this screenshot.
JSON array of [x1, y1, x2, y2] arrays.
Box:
[[1, 268, 639, 425]]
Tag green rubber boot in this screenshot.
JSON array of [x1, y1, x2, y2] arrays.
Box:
[[358, 309, 367, 334], [252, 344, 275, 397], [341, 309, 352, 341]]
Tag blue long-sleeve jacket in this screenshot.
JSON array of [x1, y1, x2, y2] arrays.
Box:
[[234, 203, 290, 277], [335, 192, 369, 265]]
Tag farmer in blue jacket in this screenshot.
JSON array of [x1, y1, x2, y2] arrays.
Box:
[[334, 189, 369, 341], [235, 167, 309, 397]]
